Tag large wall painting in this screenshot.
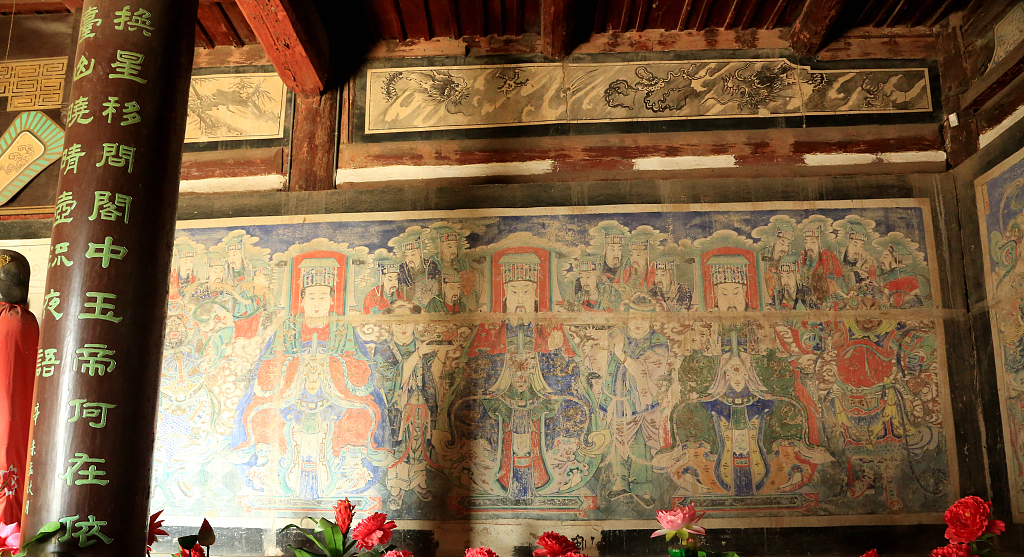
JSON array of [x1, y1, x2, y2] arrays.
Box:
[[185, 73, 288, 143], [976, 145, 1024, 523], [364, 60, 932, 134], [153, 200, 955, 529]]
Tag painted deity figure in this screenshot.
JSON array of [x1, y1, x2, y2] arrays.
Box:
[[620, 232, 655, 292], [459, 251, 579, 499], [425, 273, 467, 315], [701, 333, 775, 496], [234, 257, 390, 499], [398, 237, 435, 306], [648, 258, 692, 311], [364, 258, 405, 314], [169, 240, 200, 302], [759, 221, 796, 309], [601, 231, 624, 284], [599, 294, 670, 506], [838, 224, 877, 290], [570, 255, 621, 312], [876, 237, 926, 308], [374, 302, 446, 507], [799, 221, 843, 309]]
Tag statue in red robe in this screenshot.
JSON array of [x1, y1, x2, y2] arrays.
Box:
[[0, 250, 37, 524]]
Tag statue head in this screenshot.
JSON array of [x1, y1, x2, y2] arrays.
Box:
[[0, 250, 30, 305]]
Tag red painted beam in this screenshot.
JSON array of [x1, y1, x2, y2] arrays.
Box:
[[790, 0, 849, 55], [198, 3, 242, 46], [541, 0, 575, 58], [235, 0, 329, 96]]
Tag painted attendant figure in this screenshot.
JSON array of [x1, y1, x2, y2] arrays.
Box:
[[364, 257, 405, 314], [0, 250, 37, 523], [599, 294, 670, 507], [648, 256, 692, 312], [425, 272, 467, 315]]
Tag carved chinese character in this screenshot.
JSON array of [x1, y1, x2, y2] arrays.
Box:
[[78, 7, 101, 43], [35, 348, 60, 377], [53, 192, 76, 227], [67, 97, 93, 127], [78, 292, 122, 323], [88, 192, 131, 223], [95, 143, 135, 173], [101, 97, 120, 123], [42, 289, 63, 320], [60, 453, 108, 486], [122, 101, 141, 126], [49, 242, 73, 268], [58, 515, 113, 547], [109, 50, 146, 83], [113, 6, 154, 36], [60, 144, 86, 176], [73, 56, 94, 81], [75, 344, 116, 376], [85, 237, 127, 269], [68, 399, 116, 429]]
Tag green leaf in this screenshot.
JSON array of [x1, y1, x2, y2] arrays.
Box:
[[319, 521, 345, 557], [289, 546, 328, 557], [355, 549, 384, 557], [178, 535, 199, 550], [20, 520, 63, 550]]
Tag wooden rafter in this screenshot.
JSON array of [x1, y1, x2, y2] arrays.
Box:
[[764, 0, 788, 28], [541, 0, 575, 58], [234, 0, 330, 96], [723, 0, 744, 29], [692, 0, 713, 30], [738, 0, 761, 29], [790, 0, 849, 55], [675, 0, 694, 30], [398, 0, 430, 39], [198, 3, 242, 47]]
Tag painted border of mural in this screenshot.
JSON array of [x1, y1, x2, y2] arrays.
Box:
[[975, 144, 1024, 523], [363, 60, 933, 134], [157, 198, 956, 531]]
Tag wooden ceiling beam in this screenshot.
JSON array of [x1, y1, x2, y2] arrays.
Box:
[[221, 1, 260, 45], [234, 0, 329, 96], [0, 1, 67, 11], [541, 0, 576, 58], [790, 0, 849, 55], [197, 3, 242, 47]]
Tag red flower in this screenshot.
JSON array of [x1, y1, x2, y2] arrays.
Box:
[[383, 551, 413, 557], [985, 519, 1005, 536], [351, 512, 396, 550], [944, 496, 996, 543], [860, 551, 878, 557], [147, 510, 168, 548], [930, 543, 972, 557], [334, 498, 355, 534], [465, 548, 499, 557], [179, 542, 206, 557], [534, 532, 579, 557]]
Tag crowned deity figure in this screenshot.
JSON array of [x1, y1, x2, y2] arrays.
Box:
[[234, 257, 391, 499]]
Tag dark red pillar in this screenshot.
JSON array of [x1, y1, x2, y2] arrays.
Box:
[[23, 1, 198, 555]]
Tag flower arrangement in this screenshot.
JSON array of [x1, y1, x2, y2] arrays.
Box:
[[652, 504, 737, 557], [280, 498, 404, 557], [173, 517, 217, 557], [859, 496, 1005, 557], [464, 531, 583, 557]]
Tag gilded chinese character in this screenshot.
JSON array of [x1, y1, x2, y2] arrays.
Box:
[[60, 145, 86, 175], [78, 292, 121, 323], [95, 143, 135, 173], [42, 289, 63, 320], [109, 50, 146, 83], [85, 237, 127, 269], [75, 344, 116, 376], [67, 97, 93, 127], [114, 6, 154, 36], [78, 7, 101, 43], [49, 242, 73, 268], [60, 453, 108, 486], [53, 191, 76, 225], [88, 192, 131, 223], [35, 348, 60, 377]]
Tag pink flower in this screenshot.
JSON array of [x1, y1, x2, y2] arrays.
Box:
[[651, 504, 706, 541], [860, 551, 878, 557], [351, 512, 397, 550], [465, 548, 499, 557], [334, 498, 355, 534], [0, 522, 20, 554], [383, 551, 413, 557], [533, 532, 578, 557]]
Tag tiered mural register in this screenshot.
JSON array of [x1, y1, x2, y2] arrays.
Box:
[[152, 200, 955, 526]]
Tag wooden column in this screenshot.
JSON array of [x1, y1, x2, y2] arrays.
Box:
[[23, 1, 198, 555], [289, 87, 340, 191], [936, 15, 979, 168]]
